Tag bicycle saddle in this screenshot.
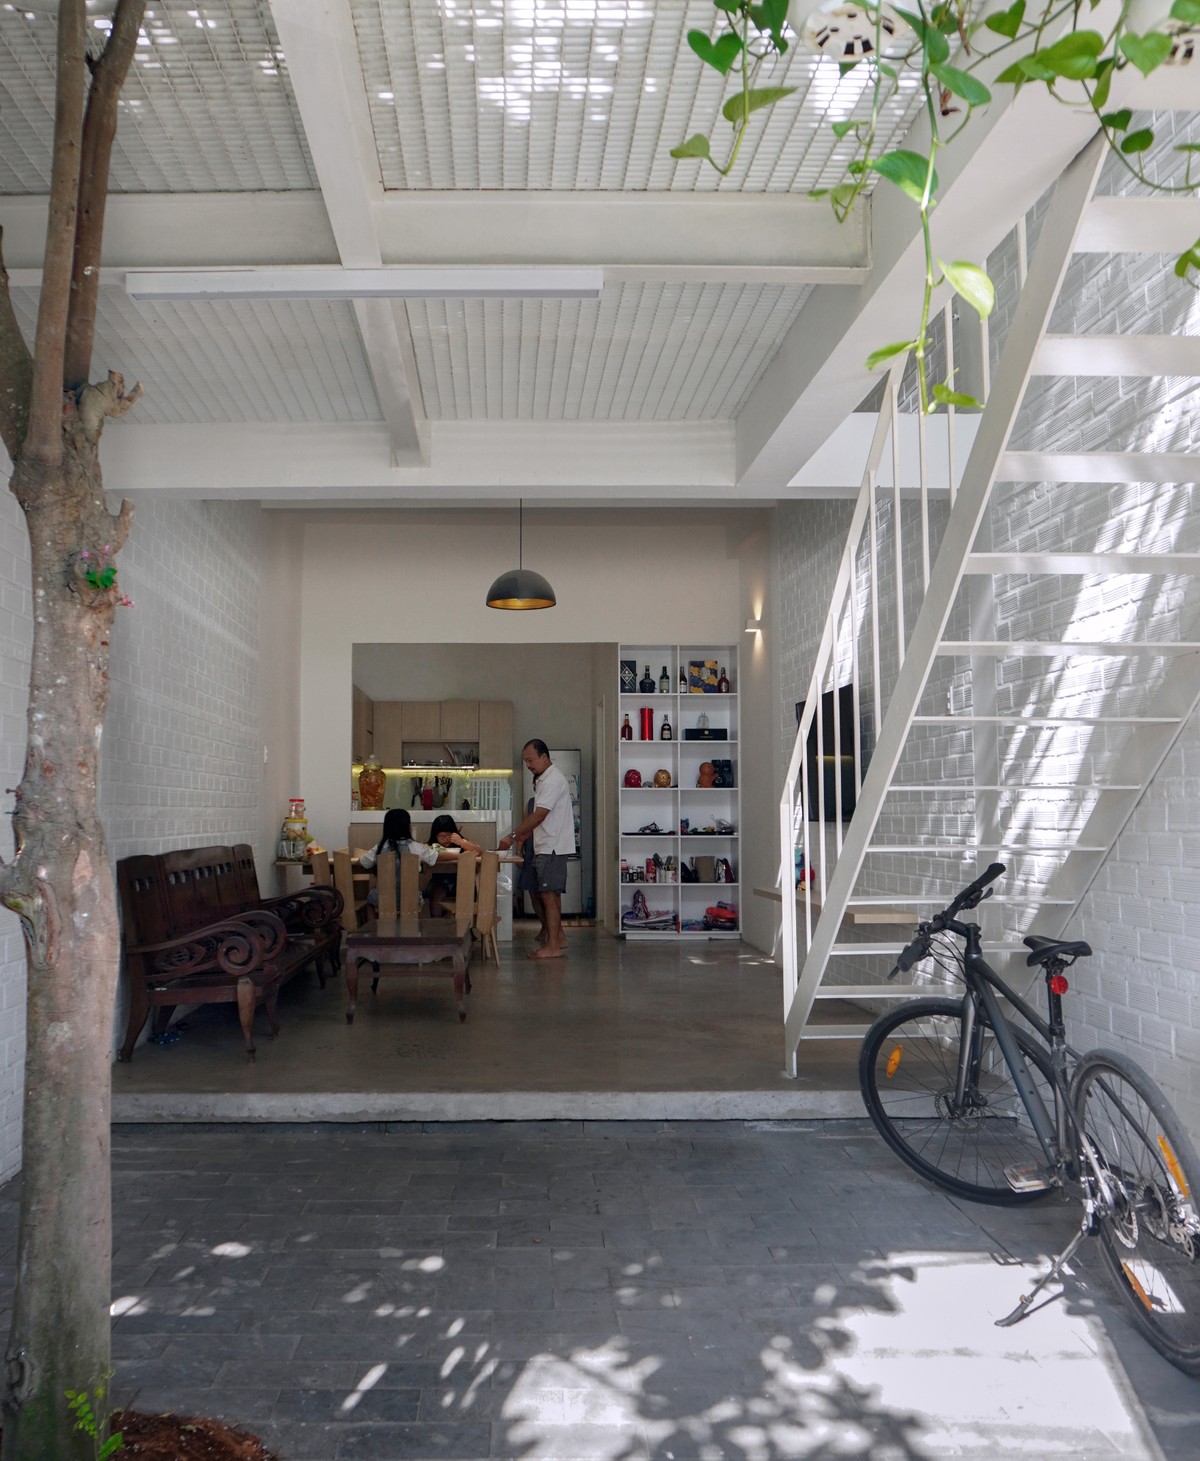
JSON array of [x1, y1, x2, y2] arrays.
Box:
[[1024, 933, 1092, 967]]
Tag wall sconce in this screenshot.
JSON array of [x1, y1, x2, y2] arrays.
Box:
[[745, 617, 762, 634]]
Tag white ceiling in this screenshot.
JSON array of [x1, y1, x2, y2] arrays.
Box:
[[1, 0, 1194, 505]]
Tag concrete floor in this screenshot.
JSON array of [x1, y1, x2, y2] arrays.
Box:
[[112, 925, 863, 1124]]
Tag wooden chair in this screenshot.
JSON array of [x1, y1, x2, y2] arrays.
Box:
[[309, 849, 332, 887], [374, 851, 421, 920], [440, 851, 479, 933], [473, 852, 501, 965], [333, 849, 369, 934]]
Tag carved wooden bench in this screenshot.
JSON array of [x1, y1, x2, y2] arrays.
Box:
[[116, 843, 343, 1061]]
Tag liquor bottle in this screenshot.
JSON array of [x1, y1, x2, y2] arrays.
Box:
[[660, 714, 672, 741], [679, 666, 687, 692], [658, 665, 670, 693], [717, 666, 730, 693], [620, 714, 633, 741], [639, 665, 655, 693]]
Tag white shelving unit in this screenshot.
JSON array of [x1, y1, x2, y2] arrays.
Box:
[[617, 645, 739, 939]]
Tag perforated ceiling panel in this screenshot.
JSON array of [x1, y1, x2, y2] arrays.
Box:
[[354, 0, 921, 193], [406, 281, 810, 420], [8, 287, 380, 424], [0, 1, 314, 195]]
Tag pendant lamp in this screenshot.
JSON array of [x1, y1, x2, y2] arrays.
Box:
[[485, 500, 557, 610]]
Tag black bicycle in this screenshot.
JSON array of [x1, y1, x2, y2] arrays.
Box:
[[858, 862, 1200, 1376]]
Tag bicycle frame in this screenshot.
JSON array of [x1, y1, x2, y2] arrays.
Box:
[[945, 917, 1074, 1172]]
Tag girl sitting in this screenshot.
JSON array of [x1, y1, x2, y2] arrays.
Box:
[[426, 814, 483, 916], [359, 808, 438, 908]]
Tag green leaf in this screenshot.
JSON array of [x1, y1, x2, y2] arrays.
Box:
[[1120, 127, 1155, 153], [713, 0, 741, 11], [829, 181, 859, 210], [869, 149, 938, 203], [1177, 142, 1200, 152], [686, 29, 744, 75], [984, 0, 1026, 39], [1100, 107, 1133, 132], [721, 85, 797, 124], [750, 0, 789, 38], [1119, 31, 1173, 77], [893, 7, 951, 63], [876, 61, 898, 79], [939, 259, 995, 318], [1037, 30, 1105, 79], [930, 62, 992, 106], [1091, 55, 1114, 110], [670, 134, 712, 160], [846, 158, 868, 174], [838, 60, 860, 77], [831, 119, 858, 139], [1170, 0, 1200, 22], [1173, 246, 1200, 279], [866, 340, 915, 371], [99, 1438, 125, 1461], [933, 383, 983, 408]]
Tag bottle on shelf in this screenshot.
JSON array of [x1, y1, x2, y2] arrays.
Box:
[[639, 665, 655, 693], [717, 666, 730, 693], [620, 714, 633, 741], [658, 665, 670, 693], [660, 714, 672, 741], [679, 666, 687, 692]]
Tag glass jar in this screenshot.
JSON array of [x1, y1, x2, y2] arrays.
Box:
[[358, 756, 386, 811]]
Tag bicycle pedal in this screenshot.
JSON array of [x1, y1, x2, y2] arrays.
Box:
[[1004, 1163, 1053, 1193]]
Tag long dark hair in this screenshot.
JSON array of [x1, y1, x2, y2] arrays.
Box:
[[428, 813, 460, 845], [376, 808, 413, 853]]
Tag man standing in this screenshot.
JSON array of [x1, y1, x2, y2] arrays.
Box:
[[499, 739, 575, 960]]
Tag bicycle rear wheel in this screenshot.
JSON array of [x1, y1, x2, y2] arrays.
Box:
[[1072, 1051, 1200, 1376], [860, 996, 1056, 1206]]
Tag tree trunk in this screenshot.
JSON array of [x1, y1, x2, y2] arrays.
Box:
[[1, 436, 124, 1459]]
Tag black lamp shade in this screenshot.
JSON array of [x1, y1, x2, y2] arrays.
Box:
[[485, 567, 557, 610]]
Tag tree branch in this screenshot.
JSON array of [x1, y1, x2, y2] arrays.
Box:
[[0, 227, 33, 462], [64, 0, 147, 389], [25, 0, 87, 467]]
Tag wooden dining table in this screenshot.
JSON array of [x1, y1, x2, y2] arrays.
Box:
[[345, 914, 474, 1023]]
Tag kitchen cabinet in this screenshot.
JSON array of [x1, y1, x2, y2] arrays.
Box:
[[363, 699, 513, 770], [478, 701, 514, 770], [351, 684, 374, 762], [440, 700, 479, 740], [371, 701, 405, 767], [400, 701, 441, 742]]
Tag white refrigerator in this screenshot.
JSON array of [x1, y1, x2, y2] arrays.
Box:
[[523, 748, 583, 916]]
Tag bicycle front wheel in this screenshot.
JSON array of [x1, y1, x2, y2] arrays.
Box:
[[860, 997, 1057, 1206], [1072, 1051, 1200, 1376]]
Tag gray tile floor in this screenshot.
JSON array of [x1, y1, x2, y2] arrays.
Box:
[[3, 1120, 1197, 1460]]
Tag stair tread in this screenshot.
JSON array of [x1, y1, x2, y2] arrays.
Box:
[[967, 552, 1200, 574], [997, 450, 1199, 485], [813, 984, 953, 999], [939, 641, 1200, 656], [913, 714, 1178, 724], [1034, 334, 1200, 378]]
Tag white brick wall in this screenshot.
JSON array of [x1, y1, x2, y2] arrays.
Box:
[[0, 492, 265, 1182]]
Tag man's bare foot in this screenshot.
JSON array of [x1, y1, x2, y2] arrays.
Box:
[[528, 945, 567, 960]]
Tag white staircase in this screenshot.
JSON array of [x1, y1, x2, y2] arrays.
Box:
[[780, 131, 1200, 1075]]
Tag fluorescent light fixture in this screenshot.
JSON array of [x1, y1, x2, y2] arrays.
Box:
[[745, 617, 762, 634], [125, 266, 604, 302]]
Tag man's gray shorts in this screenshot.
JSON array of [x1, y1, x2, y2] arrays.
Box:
[[532, 852, 568, 895]]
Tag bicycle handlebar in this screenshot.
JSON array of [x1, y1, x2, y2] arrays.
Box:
[[887, 862, 1006, 978]]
